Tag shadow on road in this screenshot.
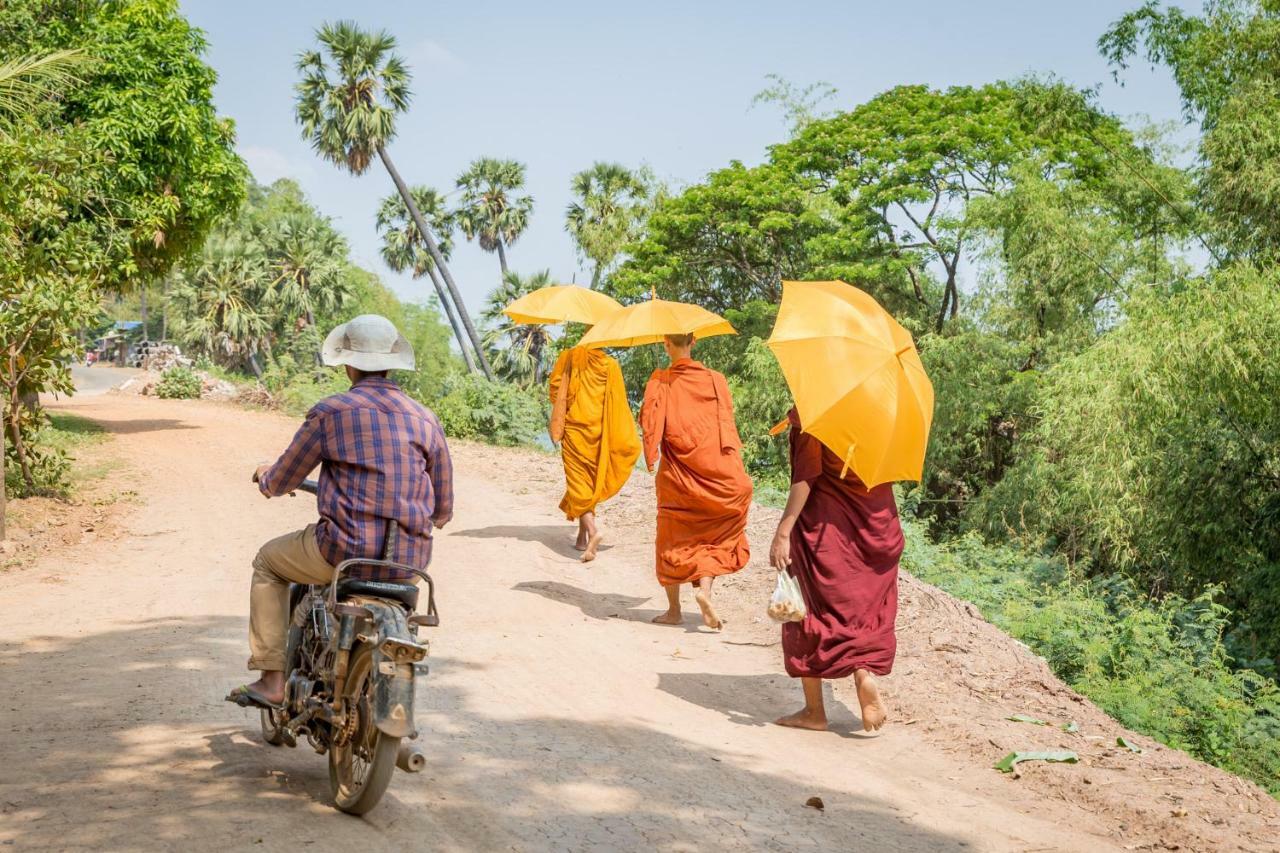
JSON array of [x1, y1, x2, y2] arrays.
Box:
[[81, 416, 201, 436], [449, 523, 615, 560], [0, 616, 967, 850], [657, 671, 866, 736]]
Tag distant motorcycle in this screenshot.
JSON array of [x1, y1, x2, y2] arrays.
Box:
[[248, 476, 439, 814]]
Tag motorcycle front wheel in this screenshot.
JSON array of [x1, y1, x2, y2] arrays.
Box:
[[328, 644, 401, 815]]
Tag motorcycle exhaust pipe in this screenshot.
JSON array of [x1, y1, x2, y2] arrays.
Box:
[[396, 743, 426, 773]]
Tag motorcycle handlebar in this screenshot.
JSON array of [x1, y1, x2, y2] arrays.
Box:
[[251, 470, 319, 496]]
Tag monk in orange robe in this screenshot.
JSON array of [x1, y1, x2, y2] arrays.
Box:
[[548, 345, 640, 561], [640, 334, 753, 628]]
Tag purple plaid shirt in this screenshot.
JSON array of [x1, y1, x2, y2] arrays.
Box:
[[259, 376, 453, 582]]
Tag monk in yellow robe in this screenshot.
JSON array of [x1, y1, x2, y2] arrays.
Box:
[[640, 334, 753, 628], [548, 345, 640, 561]]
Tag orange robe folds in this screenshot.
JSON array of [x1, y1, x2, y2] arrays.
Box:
[[548, 346, 640, 520], [640, 358, 753, 586]]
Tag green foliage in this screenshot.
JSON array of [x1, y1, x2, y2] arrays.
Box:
[[1101, 0, 1280, 259], [904, 523, 1280, 793], [565, 162, 653, 288], [294, 20, 409, 175], [0, 0, 246, 281], [750, 73, 839, 135], [377, 186, 455, 275], [481, 270, 555, 387], [4, 409, 70, 499], [609, 160, 825, 312], [972, 264, 1280, 670], [167, 230, 270, 373], [155, 366, 202, 400], [454, 157, 534, 273], [432, 374, 546, 448]]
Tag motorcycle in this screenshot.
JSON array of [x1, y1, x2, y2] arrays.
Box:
[[254, 477, 439, 815]]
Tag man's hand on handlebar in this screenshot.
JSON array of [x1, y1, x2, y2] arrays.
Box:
[[252, 463, 272, 488]]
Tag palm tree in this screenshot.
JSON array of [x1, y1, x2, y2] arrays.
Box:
[[481, 269, 554, 387], [294, 21, 492, 378], [455, 157, 534, 281], [169, 232, 272, 377], [0, 49, 90, 132], [375, 188, 475, 373], [260, 213, 352, 361], [565, 162, 649, 288]]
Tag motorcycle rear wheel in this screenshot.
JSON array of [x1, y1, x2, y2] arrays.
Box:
[[260, 707, 286, 746], [328, 644, 400, 815]]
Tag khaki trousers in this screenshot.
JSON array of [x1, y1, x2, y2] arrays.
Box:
[[248, 525, 335, 671]]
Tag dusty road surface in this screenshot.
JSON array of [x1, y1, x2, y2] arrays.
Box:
[[2, 392, 1276, 852], [66, 365, 139, 396]]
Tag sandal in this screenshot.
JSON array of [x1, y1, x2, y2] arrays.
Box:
[[225, 684, 283, 711]]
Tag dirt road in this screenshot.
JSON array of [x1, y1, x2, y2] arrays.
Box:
[[2, 393, 1275, 852]]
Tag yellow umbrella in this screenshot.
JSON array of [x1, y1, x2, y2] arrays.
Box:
[[502, 284, 623, 326], [766, 280, 934, 487], [577, 292, 735, 349]]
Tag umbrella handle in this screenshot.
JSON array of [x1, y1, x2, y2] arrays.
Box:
[[839, 443, 856, 479]]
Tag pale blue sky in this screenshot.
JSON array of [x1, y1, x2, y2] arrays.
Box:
[[181, 0, 1190, 316]]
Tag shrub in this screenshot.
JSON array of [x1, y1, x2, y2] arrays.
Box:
[[432, 373, 546, 447], [155, 366, 202, 400], [902, 520, 1280, 794]]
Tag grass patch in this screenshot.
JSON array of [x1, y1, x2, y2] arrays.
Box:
[[44, 413, 115, 488], [902, 521, 1280, 796]]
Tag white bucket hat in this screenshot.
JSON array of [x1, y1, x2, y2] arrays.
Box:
[[321, 314, 415, 372]]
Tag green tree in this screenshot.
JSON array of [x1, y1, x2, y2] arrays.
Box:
[[0, 0, 247, 283], [376, 187, 476, 373], [750, 73, 839, 135], [455, 157, 534, 281], [772, 81, 1188, 331], [481, 270, 555, 387], [260, 212, 353, 360], [565, 162, 650, 288], [609, 161, 829, 312], [294, 20, 492, 377], [168, 232, 271, 377], [973, 265, 1280, 670], [1101, 0, 1280, 259], [0, 125, 120, 508]]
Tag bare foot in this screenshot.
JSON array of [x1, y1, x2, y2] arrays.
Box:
[[580, 532, 602, 562], [240, 674, 284, 706], [774, 708, 828, 731], [693, 588, 722, 630], [855, 669, 887, 731], [651, 611, 683, 625], [573, 539, 587, 552]]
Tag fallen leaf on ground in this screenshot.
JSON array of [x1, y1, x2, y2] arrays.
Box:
[[1062, 721, 1080, 733], [1117, 737, 1145, 754], [1007, 714, 1049, 726], [804, 796, 825, 811], [994, 751, 1079, 773]]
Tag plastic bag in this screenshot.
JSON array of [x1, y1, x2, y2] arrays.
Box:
[[767, 571, 806, 623]]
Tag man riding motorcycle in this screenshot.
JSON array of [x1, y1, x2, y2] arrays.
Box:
[[226, 314, 453, 709]]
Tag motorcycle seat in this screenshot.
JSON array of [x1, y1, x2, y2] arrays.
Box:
[[336, 578, 419, 611]]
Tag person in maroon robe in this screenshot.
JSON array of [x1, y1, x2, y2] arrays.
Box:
[[769, 407, 904, 732]]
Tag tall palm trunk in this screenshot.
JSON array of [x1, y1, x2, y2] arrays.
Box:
[[425, 265, 476, 373], [590, 263, 602, 290], [496, 240, 509, 278], [139, 285, 148, 339], [306, 307, 322, 367], [378, 146, 493, 379]]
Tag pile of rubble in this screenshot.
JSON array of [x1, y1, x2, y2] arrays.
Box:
[[113, 368, 241, 402], [139, 344, 192, 372]]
